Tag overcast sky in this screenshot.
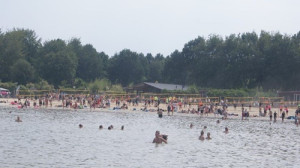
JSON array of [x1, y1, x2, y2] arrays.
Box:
[[1, 0, 300, 56]]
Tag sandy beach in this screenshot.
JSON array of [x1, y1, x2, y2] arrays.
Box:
[[0, 97, 297, 122]]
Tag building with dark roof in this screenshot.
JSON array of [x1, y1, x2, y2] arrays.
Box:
[[277, 91, 300, 101], [132, 82, 189, 93]]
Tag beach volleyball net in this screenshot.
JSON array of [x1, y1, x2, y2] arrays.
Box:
[[225, 97, 254, 105], [258, 97, 284, 106], [140, 93, 219, 104], [17, 89, 55, 98]]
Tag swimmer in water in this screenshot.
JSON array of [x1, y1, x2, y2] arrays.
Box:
[[206, 132, 212, 140], [121, 125, 124, 130], [199, 130, 205, 141], [79, 124, 83, 128], [99, 125, 103, 129], [153, 131, 167, 144], [15, 116, 22, 122], [190, 123, 193, 128], [224, 127, 229, 134]]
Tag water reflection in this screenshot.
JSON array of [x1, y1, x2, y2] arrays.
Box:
[[0, 107, 300, 167]]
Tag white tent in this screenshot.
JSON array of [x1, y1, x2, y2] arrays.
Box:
[[0, 88, 9, 91], [0, 88, 11, 96]]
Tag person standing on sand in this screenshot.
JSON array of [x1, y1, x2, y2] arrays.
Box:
[[280, 105, 283, 114], [242, 108, 245, 120], [269, 111, 273, 122], [274, 111, 277, 123], [296, 106, 300, 126], [167, 104, 171, 116], [281, 111, 285, 122], [285, 106, 289, 116], [264, 105, 267, 117]]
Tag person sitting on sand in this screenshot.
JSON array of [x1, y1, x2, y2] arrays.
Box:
[[153, 131, 168, 144], [15, 116, 22, 122], [99, 125, 103, 129], [199, 130, 205, 141], [206, 132, 212, 140], [224, 127, 229, 134], [141, 105, 147, 111], [121, 103, 128, 109], [79, 124, 83, 128], [121, 125, 124, 130], [216, 120, 220, 124]]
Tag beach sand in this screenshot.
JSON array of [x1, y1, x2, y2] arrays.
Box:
[[0, 97, 297, 122]]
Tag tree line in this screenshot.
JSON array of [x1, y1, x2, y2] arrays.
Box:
[[0, 28, 300, 91]]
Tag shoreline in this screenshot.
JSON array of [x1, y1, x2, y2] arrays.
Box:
[[0, 98, 297, 124]]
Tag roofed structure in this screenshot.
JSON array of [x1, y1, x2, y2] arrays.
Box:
[[132, 82, 189, 93], [277, 91, 300, 101]]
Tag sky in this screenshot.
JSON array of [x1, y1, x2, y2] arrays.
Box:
[[1, 0, 300, 56]]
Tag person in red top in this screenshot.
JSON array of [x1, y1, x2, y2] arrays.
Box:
[[178, 101, 182, 109], [199, 101, 203, 107]]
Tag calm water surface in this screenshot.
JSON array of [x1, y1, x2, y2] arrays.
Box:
[[1, 106, 300, 168]]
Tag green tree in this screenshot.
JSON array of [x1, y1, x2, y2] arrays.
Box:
[[39, 39, 77, 87], [76, 44, 105, 81], [108, 49, 145, 86], [148, 54, 165, 82], [10, 59, 35, 85], [163, 50, 188, 85], [0, 29, 41, 82]]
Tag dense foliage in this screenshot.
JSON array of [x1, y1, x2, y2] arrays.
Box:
[[0, 28, 300, 91]]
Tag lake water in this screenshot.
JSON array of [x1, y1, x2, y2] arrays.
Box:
[[1, 106, 300, 168]]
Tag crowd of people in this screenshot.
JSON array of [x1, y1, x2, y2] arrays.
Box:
[[7, 93, 300, 127], [11, 94, 300, 147]]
